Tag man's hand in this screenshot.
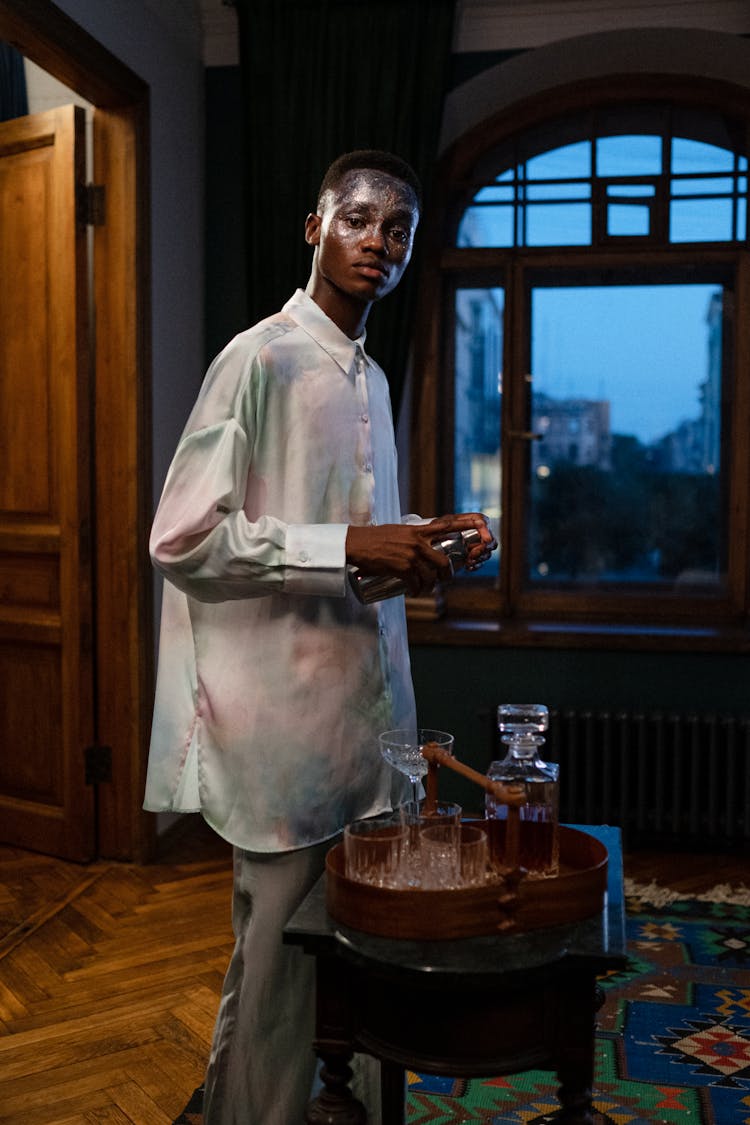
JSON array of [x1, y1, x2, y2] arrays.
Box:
[[346, 513, 497, 597], [461, 514, 498, 572]]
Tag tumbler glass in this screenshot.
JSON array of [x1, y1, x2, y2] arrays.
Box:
[[457, 824, 489, 886], [419, 822, 461, 889], [397, 800, 462, 887], [343, 817, 407, 887]]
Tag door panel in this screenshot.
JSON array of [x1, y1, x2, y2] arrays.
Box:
[[0, 105, 95, 860]]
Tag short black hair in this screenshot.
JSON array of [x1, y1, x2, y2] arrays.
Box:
[[317, 149, 422, 212]]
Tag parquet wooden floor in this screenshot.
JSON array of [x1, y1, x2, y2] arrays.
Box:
[[1, 816, 747, 1125], [0, 818, 233, 1125]]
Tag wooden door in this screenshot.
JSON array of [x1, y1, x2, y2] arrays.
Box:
[[0, 104, 95, 860]]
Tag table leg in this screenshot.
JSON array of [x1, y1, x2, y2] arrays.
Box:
[[305, 953, 367, 1123], [552, 974, 602, 1125], [304, 1042, 367, 1124], [554, 1071, 595, 1125], [380, 1060, 406, 1125]]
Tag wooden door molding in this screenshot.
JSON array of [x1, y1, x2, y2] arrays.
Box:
[[92, 103, 154, 862], [0, 0, 145, 107], [0, 0, 154, 860]]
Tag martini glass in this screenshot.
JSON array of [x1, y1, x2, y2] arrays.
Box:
[[378, 728, 455, 807]]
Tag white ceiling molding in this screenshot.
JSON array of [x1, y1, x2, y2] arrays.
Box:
[[197, 1, 750, 70], [454, 0, 750, 52], [441, 25, 750, 152]]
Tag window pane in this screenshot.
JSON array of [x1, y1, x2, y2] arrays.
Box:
[[454, 288, 504, 574], [527, 284, 725, 589], [526, 182, 591, 201], [671, 176, 735, 195], [607, 184, 656, 197], [458, 206, 514, 247], [525, 203, 591, 245], [474, 184, 515, 203], [670, 197, 734, 241], [607, 203, 651, 236], [526, 141, 590, 180], [597, 135, 662, 176], [672, 138, 735, 174]]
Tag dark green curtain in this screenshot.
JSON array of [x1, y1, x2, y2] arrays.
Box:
[[0, 42, 28, 122], [235, 0, 456, 414]]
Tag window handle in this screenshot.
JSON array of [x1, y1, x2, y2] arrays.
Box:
[[507, 430, 543, 441]]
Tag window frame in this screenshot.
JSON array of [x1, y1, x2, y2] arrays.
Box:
[[410, 79, 750, 650]]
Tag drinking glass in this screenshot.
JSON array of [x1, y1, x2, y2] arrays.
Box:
[[396, 799, 462, 887], [343, 817, 407, 887], [419, 822, 461, 889], [457, 824, 489, 886], [378, 728, 455, 807]]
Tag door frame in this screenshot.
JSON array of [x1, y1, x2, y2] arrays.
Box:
[[0, 0, 154, 860]]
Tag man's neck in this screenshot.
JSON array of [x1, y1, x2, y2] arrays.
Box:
[[305, 277, 370, 340]]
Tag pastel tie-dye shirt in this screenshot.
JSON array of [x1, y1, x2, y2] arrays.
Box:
[[144, 290, 415, 851]]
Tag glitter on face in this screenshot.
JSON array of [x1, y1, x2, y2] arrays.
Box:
[[306, 167, 421, 333], [320, 170, 419, 260]]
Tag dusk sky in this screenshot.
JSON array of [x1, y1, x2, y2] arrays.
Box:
[[531, 283, 720, 445]]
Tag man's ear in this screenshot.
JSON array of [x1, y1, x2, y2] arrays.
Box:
[[305, 212, 322, 246]]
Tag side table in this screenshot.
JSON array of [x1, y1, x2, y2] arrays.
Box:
[[284, 824, 626, 1124]]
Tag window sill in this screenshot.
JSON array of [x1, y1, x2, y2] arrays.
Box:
[[407, 615, 750, 652]]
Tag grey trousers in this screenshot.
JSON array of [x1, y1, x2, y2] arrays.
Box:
[[203, 840, 382, 1124]]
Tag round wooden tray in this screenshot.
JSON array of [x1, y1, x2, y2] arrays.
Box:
[[326, 824, 608, 940]]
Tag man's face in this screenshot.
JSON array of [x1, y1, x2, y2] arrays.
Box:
[[306, 169, 419, 304]]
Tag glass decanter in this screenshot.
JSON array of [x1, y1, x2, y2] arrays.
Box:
[[485, 703, 559, 878]]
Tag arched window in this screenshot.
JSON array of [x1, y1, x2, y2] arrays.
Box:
[[412, 89, 750, 643]]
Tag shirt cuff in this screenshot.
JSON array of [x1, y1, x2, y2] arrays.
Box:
[[284, 523, 348, 596]]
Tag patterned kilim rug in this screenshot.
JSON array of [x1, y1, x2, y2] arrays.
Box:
[[174, 880, 750, 1124]]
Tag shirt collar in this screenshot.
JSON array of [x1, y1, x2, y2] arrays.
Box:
[[283, 289, 367, 374]]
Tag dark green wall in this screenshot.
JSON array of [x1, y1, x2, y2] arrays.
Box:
[[409, 644, 750, 810]]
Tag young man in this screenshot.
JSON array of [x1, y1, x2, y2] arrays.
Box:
[[144, 150, 496, 1123]]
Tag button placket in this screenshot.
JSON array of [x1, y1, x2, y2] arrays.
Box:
[[355, 348, 375, 495]]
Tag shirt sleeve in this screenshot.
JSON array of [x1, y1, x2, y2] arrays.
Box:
[[150, 348, 348, 603]]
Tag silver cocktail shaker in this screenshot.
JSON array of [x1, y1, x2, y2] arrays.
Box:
[[348, 527, 483, 604]]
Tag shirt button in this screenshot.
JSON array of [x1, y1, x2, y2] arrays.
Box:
[[364, 463, 372, 473], [361, 413, 369, 423], [298, 550, 309, 563]]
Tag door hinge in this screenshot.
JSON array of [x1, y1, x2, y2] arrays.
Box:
[[85, 744, 112, 785], [77, 183, 106, 227]]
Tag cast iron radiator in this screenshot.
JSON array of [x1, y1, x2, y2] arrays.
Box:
[[541, 709, 750, 850]]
